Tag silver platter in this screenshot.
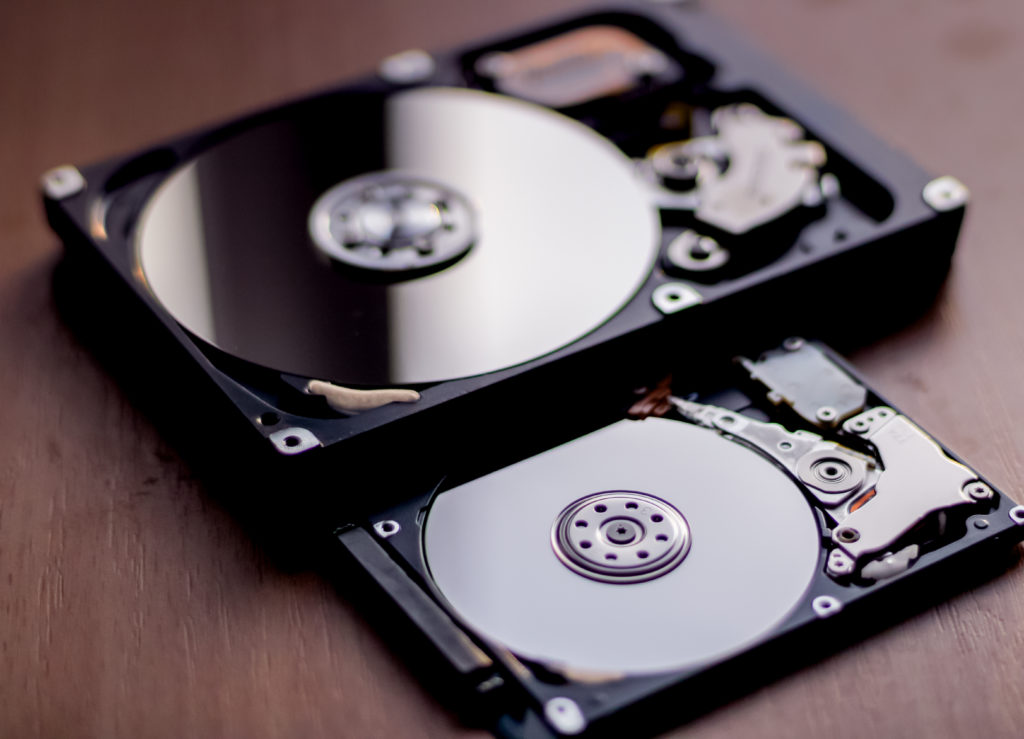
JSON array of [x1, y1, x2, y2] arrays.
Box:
[[423, 417, 820, 675], [136, 87, 659, 386]]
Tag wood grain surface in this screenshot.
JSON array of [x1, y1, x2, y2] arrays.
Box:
[[3, 1, 1024, 737]]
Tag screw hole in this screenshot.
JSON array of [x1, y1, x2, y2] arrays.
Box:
[[594, 504, 607, 513], [284, 435, 301, 448], [656, 534, 668, 541], [651, 514, 664, 523], [381, 521, 396, 533], [625, 501, 638, 510], [834, 229, 847, 242], [637, 551, 649, 559], [580, 541, 592, 549], [605, 553, 617, 560], [574, 520, 588, 528]]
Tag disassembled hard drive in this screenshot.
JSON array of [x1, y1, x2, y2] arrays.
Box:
[[341, 340, 1023, 737], [46, 2, 965, 460]]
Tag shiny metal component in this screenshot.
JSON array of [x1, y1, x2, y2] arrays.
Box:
[[373, 520, 401, 538], [820, 172, 841, 199], [552, 491, 690, 584], [378, 49, 436, 84], [796, 450, 865, 495], [1009, 506, 1024, 525], [676, 397, 991, 576], [309, 172, 475, 273], [816, 406, 838, 424], [544, 697, 586, 735], [651, 282, 702, 314], [41, 165, 86, 200], [739, 341, 867, 429], [137, 87, 659, 385], [645, 104, 827, 234], [811, 595, 842, 618], [423, 418, 819, 674], [827, 549, 855, 576], [963, 481, 994, 501], [837, 407, 981, 564], [860, 544, 919, 580], [922, 175, 969, 212], [268, 426, 320, 455], [671, 397, 876, 509], [664, 229, 729, 272]]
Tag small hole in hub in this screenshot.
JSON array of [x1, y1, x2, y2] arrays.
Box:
[[284, 435, 301, 448]]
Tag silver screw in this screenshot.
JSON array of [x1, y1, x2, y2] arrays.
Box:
[[922, 175, 969, 212], [41, 165, 86, 200], [544, 697, 586, 735], [816, 406, 838, 424], [651, 282, 702, 315], [964, 481, 994, 502], [378, 49, 436, 85], [827, 549, 855, 576], [812, 595, 842, 618]]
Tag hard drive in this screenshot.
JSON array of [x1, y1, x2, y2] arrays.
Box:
[[336, 338, 1024, 737], [40, 2, 1008, 738], [44, 2, 967, 469]]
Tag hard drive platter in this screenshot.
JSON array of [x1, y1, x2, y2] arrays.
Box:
[[136, 87, 660, 386], [424, 417, 821, 675]]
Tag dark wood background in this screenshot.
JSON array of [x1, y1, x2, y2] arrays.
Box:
[[4, 0, 1024, 736]]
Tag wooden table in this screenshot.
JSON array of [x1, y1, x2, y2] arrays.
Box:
[[3, 1, 1023, 736]]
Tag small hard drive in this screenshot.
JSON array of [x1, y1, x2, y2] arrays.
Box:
[[41, 2, 1005, 738], [338, 339, 1024, 737]]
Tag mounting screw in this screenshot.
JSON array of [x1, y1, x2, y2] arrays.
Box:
[[812, 595, 843, 618], [544, 697, 586, 735], [963, 481, 994, 502], [827, 549, 855, 576], [782, 336, 805, 352], [816, 406, 838, 424], [41, 165, 86, 200], [923, 175, 969, 212], [651, 282, 702, 315], [378, 49, 436, 84]]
